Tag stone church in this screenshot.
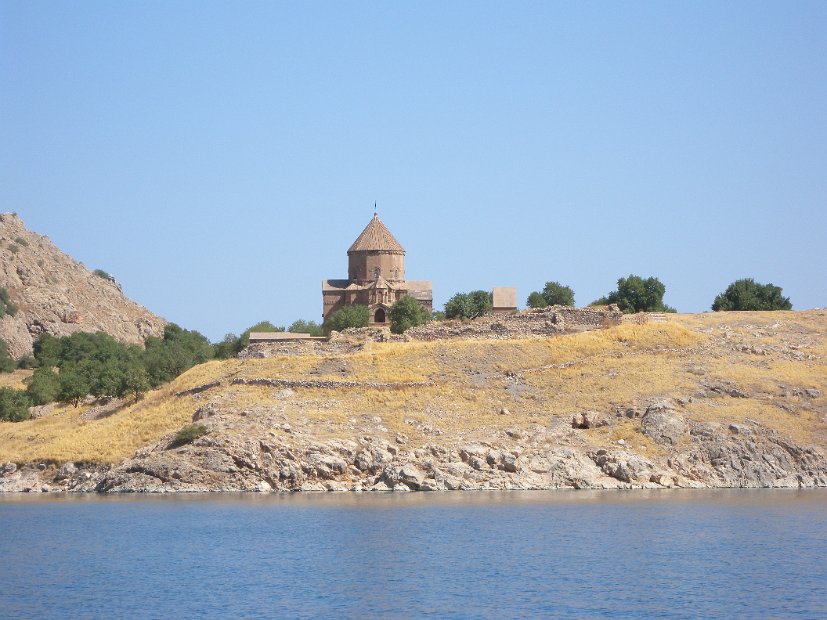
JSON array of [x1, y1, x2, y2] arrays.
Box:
[[322, 213, 433, 326]]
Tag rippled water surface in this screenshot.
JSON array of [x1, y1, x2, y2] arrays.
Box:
[[1, 489, 825, 618]]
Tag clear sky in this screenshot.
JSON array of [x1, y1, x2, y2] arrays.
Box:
[[2, 2, 825, 341]]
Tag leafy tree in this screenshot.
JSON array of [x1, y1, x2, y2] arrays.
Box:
[[326, 305, 370, 332], [0, 287, 18, 318], [213, 333, 240, 360], [431, 310, 446, 321], [541, 281, 575, 307], [444, 290, 493, 320], [527, 282, 575, 308], [143, 324, 214, 386], [389, 295, 431, 334], [593, 275, 672, 314], [58, 368, 90, 407], [288, 319, 324, 337], [33, 333, 61, 368], [712, 278, 792, 311], [25, 368, 60, 406], [0, 387, 30, 422], [124, 364, 151, 402]]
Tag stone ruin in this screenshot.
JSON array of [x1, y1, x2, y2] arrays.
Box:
[[401, 304, 622, 341], [239, 305, 623, 358]]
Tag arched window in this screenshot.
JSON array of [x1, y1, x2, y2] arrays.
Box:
[[373, 267, 381, 279], [374, 308, 386, 323]]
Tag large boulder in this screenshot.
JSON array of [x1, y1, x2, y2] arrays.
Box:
[[641, 401, 686, 446]]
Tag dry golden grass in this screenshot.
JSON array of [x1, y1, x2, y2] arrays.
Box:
[[1, 313, 824, 464], [0, 369, 33, 390]]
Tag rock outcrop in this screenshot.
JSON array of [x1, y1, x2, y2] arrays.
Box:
[[0, 213, 166, 356]]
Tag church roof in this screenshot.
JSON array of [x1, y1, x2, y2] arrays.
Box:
[[347, 213, 405, 254]]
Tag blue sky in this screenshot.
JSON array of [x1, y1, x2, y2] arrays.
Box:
[[2, 2, 825, 341]]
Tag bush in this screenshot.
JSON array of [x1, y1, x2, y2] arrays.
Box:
[[326, 305, 370, 332], [389, 295, 431, 334], [93, 269, 112, 280], [0, 287, 19, 318], [593, 275, 671, 314], [288, 319, 324, 337], [526, 292, 548, 309], [0, 387, 30, 422], [444, 291, 493, 320], [14, 237, 28, 247], [170, 424, 208, 448], [712, 279, 792, 311], [528, 281, 575, 308], [25, 368, 60, 406]]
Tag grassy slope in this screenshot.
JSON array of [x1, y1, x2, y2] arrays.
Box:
[[1, 310, 825, 464]]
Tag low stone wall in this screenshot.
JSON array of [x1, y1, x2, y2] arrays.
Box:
[[231, 377, 432, 390], [404, 305, 622, 341]]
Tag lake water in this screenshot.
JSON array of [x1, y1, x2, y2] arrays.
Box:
[[1, 489, 825, 619]]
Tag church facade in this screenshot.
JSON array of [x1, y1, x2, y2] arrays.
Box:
[[322, 213, 433, 326]]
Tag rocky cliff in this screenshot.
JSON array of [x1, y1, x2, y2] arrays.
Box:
[[1, 310, 824, 494], [0, 213, 166, 357]]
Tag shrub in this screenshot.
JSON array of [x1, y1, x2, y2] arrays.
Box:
[[25, 368, 60, 406], [170, 424, 208, 448], [16, 355, 37, 369], [712, 279, 792, 311], [9, 244, 19, 254], [288, 319, 324, 337], [0, 387, 30, 422], [14, 237, 28, 247], [0, 287, 19, 317], [326, 305, 370, 332], [93, 269, 112, 280], [593, 275, 672, 314], [444, 290, 493, 320], [389, 295, 431, 334], [526, 292, 548, 309]]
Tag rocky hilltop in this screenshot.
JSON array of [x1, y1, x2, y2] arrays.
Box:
[[1, 310, 825, 493], [0, 213, 166, 357]]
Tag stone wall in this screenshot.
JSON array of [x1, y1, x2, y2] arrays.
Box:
[[404, 305, 622, 341]]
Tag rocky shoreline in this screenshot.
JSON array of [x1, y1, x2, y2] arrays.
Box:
[[3, 398, 825, 494]]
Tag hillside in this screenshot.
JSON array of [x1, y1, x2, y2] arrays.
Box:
[[1, 309, 825, 493], [0, 213, 166, 357]]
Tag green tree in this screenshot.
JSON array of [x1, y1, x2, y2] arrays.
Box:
[[593, 275, 672, 314], [326, 305, 370, 332], [58, 368, 90, 407], [712, 278, 792, 311], [124, 364, 151, 402], [526, 292, 548, 309], [0, 387, 30, 422], [33, 333, 61, 368], [541, 281, 575, 306], [288, 319, 324, 337], [24, 368, 60, 406], [444, 290, 493, 320], [143, 324, 214, 386], [389, 295, 431, 334], [0, 287, 18, 318], [527, 282, 575, 308]]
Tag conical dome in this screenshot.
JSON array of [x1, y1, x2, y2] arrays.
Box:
[[347, 213, 405, 254]]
